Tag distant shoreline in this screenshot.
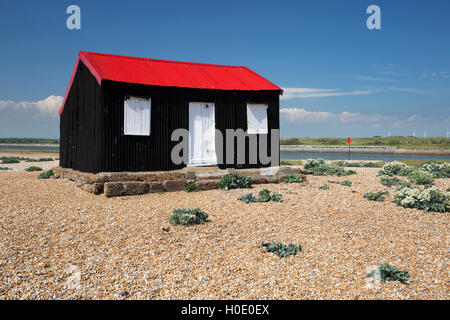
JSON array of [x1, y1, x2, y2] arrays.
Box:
[[281, 145, 450, 155], [0, 143, 59, 147]]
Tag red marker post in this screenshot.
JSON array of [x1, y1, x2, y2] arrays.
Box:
[[347, 137, 351, 160]]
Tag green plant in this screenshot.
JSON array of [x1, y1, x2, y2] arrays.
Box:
[[282, 174, 305, 183], [336, 161, 381, 168], [398, 181, 412, 188], [419, 162, 450, 178], [366, 263, 410, 284], [407, 170, 435, 185], [363, 190, 389, 201], [0, 166, 10, 170], [238, 189, 283, 203], [169, 208, 208, 225], [303, 158, 356, 176], [393, 186, 449, 212], [302, 158, 326, 169], [219, 173, 251, 190], [339, 180, 352, 187], [0, 157, 20, 164], [25, 166, 43, 172], [397, 166, 414, 177], [258, 188, 272, 202], [237, 193, 260, 203], [26, 157, 53, 162], [377, 161, 409, 176], [377, 161, 415, 178], [319, 184, 329, 190], [185, 181, 198, 192], [37, 169, 54, 179], [267, 190, 283, 202], [379, 175, 402, 187], [260, 242, 301, 258]]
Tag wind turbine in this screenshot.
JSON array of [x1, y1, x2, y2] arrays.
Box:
[[388, 128, 391, 137], [413, 129, 416, 137], [447, 128, 449, 138], [424, 132, 427, 138]]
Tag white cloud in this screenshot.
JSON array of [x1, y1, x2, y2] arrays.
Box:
[[422, 71, 449, 79], [355, 75, 394, 82], [379, 71, 401, 76], [392, 114, 432, 128], [387, 87, 424, 94], [280, 108, 394, 124], [281, 88, 373, 100], [0, 95, 63, 116]]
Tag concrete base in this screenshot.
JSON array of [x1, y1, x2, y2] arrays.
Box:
[[53, 166, 305, 197]]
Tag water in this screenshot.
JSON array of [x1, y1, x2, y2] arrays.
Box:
[[0, 144, 59, 151], [1, 144, 449, 161], [281, 151, 450, 161]]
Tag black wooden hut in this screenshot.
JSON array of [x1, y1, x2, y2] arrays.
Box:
[[59, 51, 282, 173]]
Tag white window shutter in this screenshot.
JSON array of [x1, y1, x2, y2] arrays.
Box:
[[247, 104, 268, 134], [124, 97, 151, 135]]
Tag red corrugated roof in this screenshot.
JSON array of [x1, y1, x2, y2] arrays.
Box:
[[59, 51, 281, 115]]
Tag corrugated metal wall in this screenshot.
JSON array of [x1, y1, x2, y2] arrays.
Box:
[[60, 63, 280, 173], [60, 61, 102, 172]]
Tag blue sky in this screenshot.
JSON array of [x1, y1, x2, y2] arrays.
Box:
[[0, 0, 449, 138]]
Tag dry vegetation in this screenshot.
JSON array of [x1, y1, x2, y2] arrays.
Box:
[[0, 164, 448, 300]]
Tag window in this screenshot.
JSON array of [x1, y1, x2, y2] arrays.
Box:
[[124, 97, 151, 136], [246, 103, 268, 134]]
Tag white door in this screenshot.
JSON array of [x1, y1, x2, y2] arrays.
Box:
[[189, 102, 217, 166]]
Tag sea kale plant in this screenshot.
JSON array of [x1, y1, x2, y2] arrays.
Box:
[[419, 162, 450, 178], [336, 161, 381, 168], [169, 208, 208, 225], [319, 184, 329, 190], [339, 180, 352, 187], [1, 157, 20, 164], [379, 175, 402, 187], [377, 161, 412, 177], [378, 175, 411, 188], [25, 166, 43, 172], [26, 157, 54, 162], [363, 190, 389, 202], [393, 186, 450, 212], [237, 193, 259, 203], [185, 181, 198, 192], [260, 241, 301, 258], [282, 174, 305, 183], [37, 169, 54, 179], [302, 158, 328, 170], [238, 189, 283, 203], [302, 158, 356, 176], [219, 173, 251, 190], [367, 263, 410, 284], [407, 170, 435, 185]]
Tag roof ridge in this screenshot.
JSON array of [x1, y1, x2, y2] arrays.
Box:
[[80, 51, 247, 69]]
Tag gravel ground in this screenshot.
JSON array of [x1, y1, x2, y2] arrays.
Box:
[[0, 167, 448, 300]]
